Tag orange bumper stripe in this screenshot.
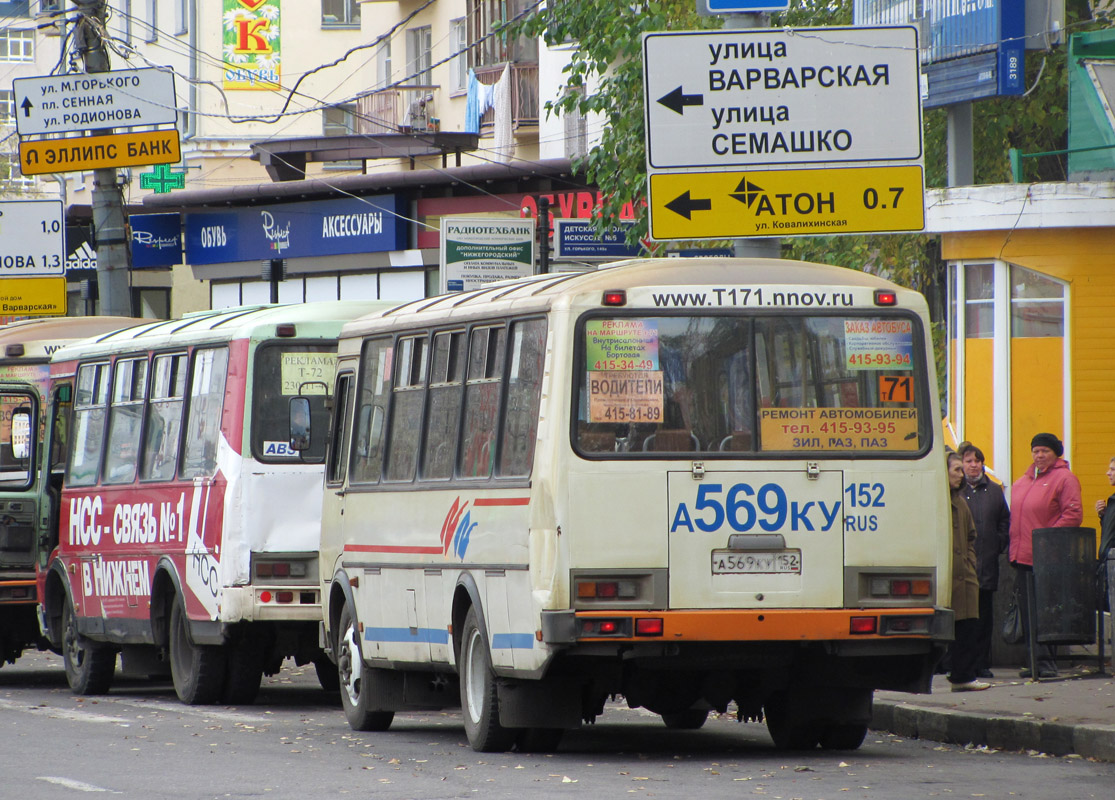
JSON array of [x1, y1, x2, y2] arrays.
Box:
[[574, 608, 938, 641]]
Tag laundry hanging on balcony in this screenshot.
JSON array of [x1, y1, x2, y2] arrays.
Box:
[[465, 69, 495, 134], [492, 64, 514, 162]]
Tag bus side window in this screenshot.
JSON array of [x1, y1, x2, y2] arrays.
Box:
[[458, 325, 505, 479], [181, 348, 229, 479], [421, 330, 465, 480], [499, 319, 546, 477], [66, 363, 110, 487], [103, 358, 148, 485], [350, 337, 391, 484], [385, 335, 428, 482], [326, 373, 354, 485], [141, 353, 187, 482]]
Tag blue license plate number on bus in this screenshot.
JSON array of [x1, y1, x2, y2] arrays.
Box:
[[711, 550, 802, 574]]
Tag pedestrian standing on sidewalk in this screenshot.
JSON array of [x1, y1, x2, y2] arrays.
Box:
[[1093, 457, 1115, 663], [958, 442, 1010, 678], [947, 451, 990, 692], [1008, 433, 1083, 679]]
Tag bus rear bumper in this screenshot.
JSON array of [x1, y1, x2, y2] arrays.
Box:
[[541, 607, 953, 645], [220, 586, 323, 623]]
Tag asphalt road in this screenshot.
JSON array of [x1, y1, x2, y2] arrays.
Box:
[[2, 650, 1114, 800]]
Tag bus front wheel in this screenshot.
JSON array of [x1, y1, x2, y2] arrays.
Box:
[[62, 595, 115, 695], [337, 604, 394, 731], [459, 607, 515, 752], [169, 601, 226, 705]]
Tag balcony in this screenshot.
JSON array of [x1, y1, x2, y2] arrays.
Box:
[[356, 86, 442, 135], [474, 62, 539, 131]]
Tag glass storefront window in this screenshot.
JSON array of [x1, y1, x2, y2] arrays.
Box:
[[1011, 266, 1065, 337]]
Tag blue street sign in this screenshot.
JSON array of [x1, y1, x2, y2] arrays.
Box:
[[700, 0, 790, 13]]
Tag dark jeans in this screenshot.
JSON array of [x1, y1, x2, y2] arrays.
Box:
[[1014, 563, 1057, 673], [947, 617, 982, 684], [975, 587, 995, 673], [1107, 558, 1115, 661]]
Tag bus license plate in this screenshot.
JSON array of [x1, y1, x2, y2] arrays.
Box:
[[711, 550, 802, 575]]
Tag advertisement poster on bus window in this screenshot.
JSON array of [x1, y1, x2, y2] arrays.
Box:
[[439, 217, 535, 294], [585, 319, 665, 424]]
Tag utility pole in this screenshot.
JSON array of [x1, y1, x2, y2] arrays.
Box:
[[74, 0, 133, 316]]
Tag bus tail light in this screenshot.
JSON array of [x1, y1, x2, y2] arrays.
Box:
[[576, 579, 638, 600], [602, 290, 627, 306], [850, 616, 878, 635], [869, 576, 933, 599], [571, 570, 665, 609], [874, 289, 897, 306], [635, 618, 663, 636], [580, 618, 632, 638]]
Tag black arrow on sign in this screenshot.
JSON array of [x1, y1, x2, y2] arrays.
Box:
[[20, 97, 33, 117], [657, 86, 704, 115], [665, 191, 712, 220]]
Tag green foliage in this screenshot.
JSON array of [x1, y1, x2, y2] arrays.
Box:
[[516, 1, 719, 243]]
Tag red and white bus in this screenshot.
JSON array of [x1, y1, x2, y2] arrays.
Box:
[[36, 301, 392, 703], [0, 317, 144, 669]]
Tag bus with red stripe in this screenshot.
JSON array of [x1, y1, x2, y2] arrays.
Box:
[[310, 258, 951, 752], [34, 302, 392, 703], [0, 317, 144, 669]]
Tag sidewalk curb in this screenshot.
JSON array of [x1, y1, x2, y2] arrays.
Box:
[[872, 699, 1115, 762]]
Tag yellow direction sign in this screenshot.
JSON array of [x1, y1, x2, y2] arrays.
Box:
[[0, 277, 67, 316], [20, 129, 181, 176], [648, 165, 924, 240]]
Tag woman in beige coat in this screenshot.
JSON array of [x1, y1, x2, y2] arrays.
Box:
[[947, 451, 989, 691]]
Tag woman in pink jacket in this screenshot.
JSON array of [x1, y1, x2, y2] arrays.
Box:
[[1008, 432, 1083, 678]]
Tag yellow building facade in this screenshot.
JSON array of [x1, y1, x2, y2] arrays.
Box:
[[930, 182, 1115, 512]]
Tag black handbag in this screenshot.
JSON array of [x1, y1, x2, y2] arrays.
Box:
[[1001, 584, 1024, 645]]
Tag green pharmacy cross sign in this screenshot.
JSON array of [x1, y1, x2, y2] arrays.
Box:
[[141, 164, 186, 194]]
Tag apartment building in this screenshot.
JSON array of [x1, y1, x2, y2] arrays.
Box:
[[4, 1, 605, 315]]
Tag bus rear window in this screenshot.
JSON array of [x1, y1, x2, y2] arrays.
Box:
[[253, 344, 337, 462], [574, 314, 929, 456]]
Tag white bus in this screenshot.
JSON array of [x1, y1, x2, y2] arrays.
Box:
[[312, 259, 951, 751], [37, 301, 393, 704]]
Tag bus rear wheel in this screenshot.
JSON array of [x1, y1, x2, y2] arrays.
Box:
[[764, 691, 821, 750], [818, 722, 868, 750], [337, 604, 394, 731], [459, 607, 515, 752], [169, 601, 226, 705], [62, 595, 115, 695]]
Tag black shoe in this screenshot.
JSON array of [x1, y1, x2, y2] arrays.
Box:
[[1019, 667, 1059, 679], [976, 669, 994, 679]]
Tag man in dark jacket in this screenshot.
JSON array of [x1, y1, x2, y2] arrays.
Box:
[[959, 442, 1011, 678]]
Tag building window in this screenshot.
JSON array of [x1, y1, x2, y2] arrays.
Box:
[[40, 1, 64, 14], [324, 104, 356, 137], [450, 18, 467, 94], [964, 263, 994, 339], [0, 89, 14, 125], [119, 0, 133, 45], [0, 29, 34, 62], [175, 0, 188, 35], [322, 0, 360, 27], [407, 26, 432, 86], [1011, 265, 1065, 337], [467, 0, 538, 68], [146, 0, 158, 42], [323, 104, 359, 169], [375, 41, 391, 90]]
